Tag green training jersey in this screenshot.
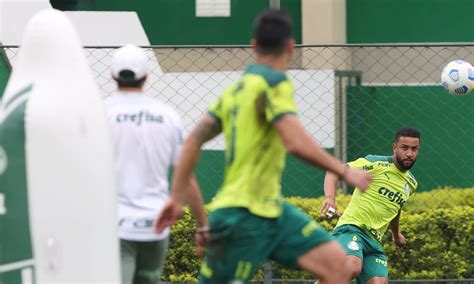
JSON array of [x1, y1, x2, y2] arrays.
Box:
[[336, 155, 418, 242], [207, 64, 297, 218]]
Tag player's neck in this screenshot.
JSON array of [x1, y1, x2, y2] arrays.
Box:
[[118, 87, 143, 93], [393, 156, 407, 172], [256, 55, 289, 71]]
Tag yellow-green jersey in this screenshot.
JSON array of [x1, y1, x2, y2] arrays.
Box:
[[207, 64, 297, 218], [336, 155, 417, 242]]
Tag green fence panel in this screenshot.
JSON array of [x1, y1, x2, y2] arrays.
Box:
[[347, 85, 474, 191]]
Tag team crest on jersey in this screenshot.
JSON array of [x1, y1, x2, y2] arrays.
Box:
[[348, 241, 360, 251], [405, 183, 410, 197]]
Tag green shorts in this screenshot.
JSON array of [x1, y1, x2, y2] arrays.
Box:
[[199, 201, 333, 284], [332, 225, 388, 284]]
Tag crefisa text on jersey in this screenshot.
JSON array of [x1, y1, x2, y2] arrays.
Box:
[[377, 187, 406, 207], [116, 110, 164, 126]]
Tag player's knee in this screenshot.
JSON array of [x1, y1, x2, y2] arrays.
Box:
[[323, 253, 353, 282], [367, 276, 388, 284], [347, 257, 362, 278], [351, 265, 362, 278]]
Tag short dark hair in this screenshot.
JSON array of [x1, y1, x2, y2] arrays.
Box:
[[395, 126, 421, 142], [115, 70, 146, 88], [253, 9, 293, 55]]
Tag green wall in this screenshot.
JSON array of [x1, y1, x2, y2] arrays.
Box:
[[0, 50, 10, 99], [347, 85, 474, 191], [54, 0, 474, 44], [347, 0, 474, 43], [52, 0, 302, 45], [196, 149, 332, 203]]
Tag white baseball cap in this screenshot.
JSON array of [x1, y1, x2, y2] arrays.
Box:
[[111, 44, 148, 80]]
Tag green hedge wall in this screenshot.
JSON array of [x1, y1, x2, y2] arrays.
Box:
[[163, 187, 474, 281]]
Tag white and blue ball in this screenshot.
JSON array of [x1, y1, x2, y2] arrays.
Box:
[[441, 60, 474, 96]]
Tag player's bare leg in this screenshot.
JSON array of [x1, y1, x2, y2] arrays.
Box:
[[347, 255, 363, 278], [314, 254, 362, 284], [298, 241, 352, 284], [367, 276, 388, 284]]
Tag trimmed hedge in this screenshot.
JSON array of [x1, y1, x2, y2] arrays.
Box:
[[162, 187, 474, 281]]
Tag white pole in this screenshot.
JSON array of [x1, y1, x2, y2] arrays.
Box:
[[270, 0, 280, 9]]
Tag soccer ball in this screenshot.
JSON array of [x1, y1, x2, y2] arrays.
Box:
[[441, 60, 474, 96]]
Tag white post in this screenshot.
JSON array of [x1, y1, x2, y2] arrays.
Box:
[[269, 0, 280, 9]]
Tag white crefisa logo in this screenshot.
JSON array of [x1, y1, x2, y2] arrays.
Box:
[[0, 146, 7, 175], [348, 241, 360, 251]]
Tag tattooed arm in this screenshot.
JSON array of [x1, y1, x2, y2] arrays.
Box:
[[171, 114, 222, 202], [155, 114, 221, 234]]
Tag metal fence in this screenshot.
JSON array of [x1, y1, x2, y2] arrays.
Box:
[[4, 44, 473, 192], [2, 44, 473, 282]]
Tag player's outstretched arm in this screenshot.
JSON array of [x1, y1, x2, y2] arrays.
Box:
[[321, 171, 341, 218], [186, 175, 208, 230], [274, 115, 371, 190], [390, 210, 406, 248], [187, 175, 210, 256], [155, 114, 221, 233]]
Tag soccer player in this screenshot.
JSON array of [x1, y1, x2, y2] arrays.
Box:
[[106, 44, 207, 284], [156, 9, 371, 284], [321, 126, 420, 284]]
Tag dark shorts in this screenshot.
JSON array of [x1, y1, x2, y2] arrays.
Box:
[[199, 201, 333, 284], [120, 238, 169, 284], [333, 225, 388, 284]]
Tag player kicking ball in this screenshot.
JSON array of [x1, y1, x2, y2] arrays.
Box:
[[320, 126, 420, 284]]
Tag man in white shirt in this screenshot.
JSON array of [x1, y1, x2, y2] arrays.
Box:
[[106, 44, 207, 284]]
